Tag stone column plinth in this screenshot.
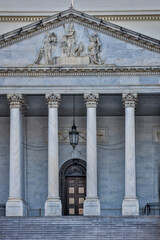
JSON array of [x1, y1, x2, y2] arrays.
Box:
[[122, 93, 139, 216], [6, 94, 26, 216], [45, 94, 62, 216], [83, 93, 100, 216]]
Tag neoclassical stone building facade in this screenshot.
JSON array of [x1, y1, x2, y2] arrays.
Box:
[[0, 8, 160, 217]]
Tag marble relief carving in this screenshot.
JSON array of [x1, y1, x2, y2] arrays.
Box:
[[35, 32, 57, 65], [60, 23, 84, 58], [43, 127, 107, 144], [153, 127, 160, 144], [34, 23, 104, 66], [85, 28, 104, 65]]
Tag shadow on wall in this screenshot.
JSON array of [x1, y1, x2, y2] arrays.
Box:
[[158, 166, 160, 201]]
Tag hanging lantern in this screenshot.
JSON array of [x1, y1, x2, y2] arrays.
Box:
[[69, 95, 79, 150], [69, 124, 79, 150]]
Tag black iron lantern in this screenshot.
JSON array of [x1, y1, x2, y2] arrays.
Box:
[[69, 95, 79, 150]]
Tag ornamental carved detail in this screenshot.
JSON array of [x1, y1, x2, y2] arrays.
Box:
[[84, 93, 99, 108], [65, 164, 86, 177], [7, 94, 24, 108], [46, 94, 61, 108], [122, 93, 138, 108]]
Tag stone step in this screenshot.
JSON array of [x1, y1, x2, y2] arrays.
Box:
[[0, 216, 160, 240]]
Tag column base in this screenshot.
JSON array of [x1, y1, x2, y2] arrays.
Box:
[[6, 199, 27, 216], [122, 198, 139, 216], [45, 198, 62, 216], [84, 198, 100, 216]]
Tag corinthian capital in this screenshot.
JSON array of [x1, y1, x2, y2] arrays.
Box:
[[122, 93, 138, 108], [84, 93, 99, 108], [7, 94, 24, 108], [46, 94, 61, 108]]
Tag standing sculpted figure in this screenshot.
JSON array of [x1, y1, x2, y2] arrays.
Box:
[[85, 28, 103, 65], [60, 23, 76, 57], [35, 32, 57, 65]]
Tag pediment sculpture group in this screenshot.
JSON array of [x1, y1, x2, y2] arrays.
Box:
[[34, 23, 104, 66]]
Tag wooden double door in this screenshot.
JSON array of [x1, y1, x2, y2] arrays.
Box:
[[60, 159, 86, 216], [66, 177, 86, 215]]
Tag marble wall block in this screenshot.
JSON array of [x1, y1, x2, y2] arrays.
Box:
[[0, 118, 9, 206]]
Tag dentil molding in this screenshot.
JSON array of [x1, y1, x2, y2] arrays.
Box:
[[0, 15, 160, 22]]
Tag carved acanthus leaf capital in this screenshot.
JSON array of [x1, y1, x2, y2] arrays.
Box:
[[7, 94, 24, 108], [46, 94, 61, 108], [84, 93, 99, 108], [122, 93, 138, 108]]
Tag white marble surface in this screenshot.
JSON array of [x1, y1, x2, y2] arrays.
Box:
[[1, 23, 160, 68], [47, 107, 59, 198], [122, 105, 139, 215], [125, 107, 136, 198], [9, 108, 22, 198], [122, 198, 139, 216], [84, 198, 100, 216], [84, 98, 100, 216], [86, 107, 98, 198], [6, 199, 26, 216], [6, 106, 25, 216], [45, 106, 62, 216], [45, 198, 62, 216]]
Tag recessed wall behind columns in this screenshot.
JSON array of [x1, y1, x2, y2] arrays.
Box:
[[0, 117, 9, 206], [0, 116, 159, 215], [24, 116, 160, 216]]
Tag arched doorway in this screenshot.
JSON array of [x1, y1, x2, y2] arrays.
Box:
[[59, 159, 86, 216]]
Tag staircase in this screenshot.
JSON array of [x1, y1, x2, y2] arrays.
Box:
[[0, 216, 160, 240]]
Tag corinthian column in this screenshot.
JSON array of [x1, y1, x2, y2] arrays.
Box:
[[45, 94, 62, 216], [83, 93, 100, 216], [122, 93, 139, 216], [6, 94, 26, 216]]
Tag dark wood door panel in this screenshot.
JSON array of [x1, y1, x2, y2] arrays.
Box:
[[59, 159, 86, 216], [66, 177, 86, 215]]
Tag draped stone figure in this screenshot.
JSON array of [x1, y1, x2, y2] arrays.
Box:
[[85, 28, 104, 65], [61, 23, 76, 57], [35, 32, 57, 65]]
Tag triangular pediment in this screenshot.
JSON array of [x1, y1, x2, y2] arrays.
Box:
[[0, 7, 160, 74]]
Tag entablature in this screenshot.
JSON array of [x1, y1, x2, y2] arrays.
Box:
[[0, 66, 160, 77]]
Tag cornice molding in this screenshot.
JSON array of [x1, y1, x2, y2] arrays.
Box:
[[0, 15, 160, 22], [99, 15, 160, 22], [0, 9, 160, 54], [0, 66, 160, 77], [0, 16, 44, 22]]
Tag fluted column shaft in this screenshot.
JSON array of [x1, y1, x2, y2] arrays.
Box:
[[45, 94, 62, 216], [122, 93, 139, 216], [84, 93, 100, 216], [6, 94, 25, 216]]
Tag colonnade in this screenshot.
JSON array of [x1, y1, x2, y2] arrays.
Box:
[[5, 93, 139, 216]]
